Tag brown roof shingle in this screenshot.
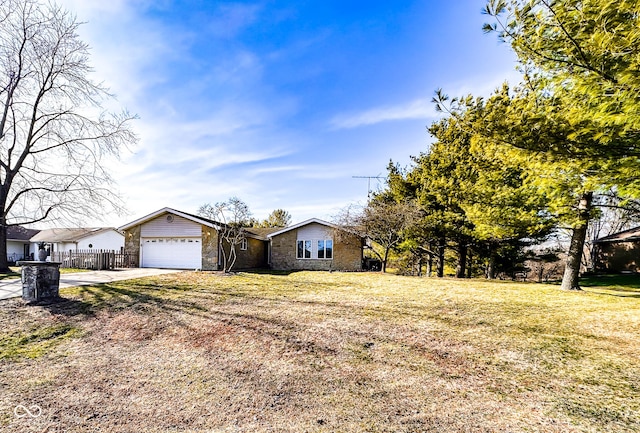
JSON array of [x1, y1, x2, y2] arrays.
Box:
[[7, 226, 40, 241], [595, 226, 640, 243]]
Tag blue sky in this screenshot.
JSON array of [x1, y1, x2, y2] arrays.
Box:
[[62, 0, 519, 226]]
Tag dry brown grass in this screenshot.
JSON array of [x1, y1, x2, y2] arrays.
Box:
[[0, 271, 638, 432]]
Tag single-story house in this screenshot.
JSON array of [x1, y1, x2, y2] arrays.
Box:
[[6, 226, 40, 262], [30, 227, 125, 255], [118, 207, 363, 271], [594, 226, 640, 273]]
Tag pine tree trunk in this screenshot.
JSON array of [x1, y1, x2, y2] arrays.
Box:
[[455, 241, 467, 278], [561, 192, 593, 291], [466, 249, 472, 279], [426, 253, 432, 277], [487, 244, 497, 279], [436, 237, 445, 278]]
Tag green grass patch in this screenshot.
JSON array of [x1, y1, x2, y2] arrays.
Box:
[[59, 267, 92, 274], [581, 274, 640, 297], [0, 323, 81, 360]]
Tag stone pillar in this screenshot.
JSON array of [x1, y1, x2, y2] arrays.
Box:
[[16, 261, 62, 303]]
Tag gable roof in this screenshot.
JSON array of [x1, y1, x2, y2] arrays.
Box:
[[267, 218, 343, 238], [30, 227, 122, 243], [119, 207, 222, 232], [595, 226, 640, 243], [7, 226, 40, 241], [118, 207, 269, 240]]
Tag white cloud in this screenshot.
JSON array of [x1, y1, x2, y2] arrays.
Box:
[[330, 99, 438, 129], [249, 165, 307, 175], [328, 65, 524, 131]]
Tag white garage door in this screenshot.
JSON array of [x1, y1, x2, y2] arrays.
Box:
[[141, 237, 201, 269]]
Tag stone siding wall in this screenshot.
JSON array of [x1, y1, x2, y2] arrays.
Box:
[[201, 226, 219, 271], [232, 237, 268, 270], [123, 226, 140, 267], [270, 228, 362, 271], [270, 230, 298, 270], [333, 231, 363, 271]]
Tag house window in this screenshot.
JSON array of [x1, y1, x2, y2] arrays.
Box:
[[240, 238, 248, 251], [317, 240, 332, 259], [297, 240, 312, 259], [297, 239, 332, 259]]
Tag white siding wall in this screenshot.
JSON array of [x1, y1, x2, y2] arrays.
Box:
[[7, 241, 24, 257], [7, 241, 29, 261], [77, 230, 124, 250], [30, 242, 39, 255], [56, 242, 77, 252], [297, 223, 332, 240], [141, 214, 202, 237]]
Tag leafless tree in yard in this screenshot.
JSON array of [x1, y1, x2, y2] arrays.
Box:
[[0, 0, 136, 270], [198, 197, 252, 272], [336, 199, 419, 273]]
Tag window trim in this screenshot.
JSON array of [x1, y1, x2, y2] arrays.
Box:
[[296, 238, 333, 260], [240, 238, 248, 251]]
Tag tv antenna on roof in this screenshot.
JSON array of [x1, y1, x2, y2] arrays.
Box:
[[352, 175, 386, 200]]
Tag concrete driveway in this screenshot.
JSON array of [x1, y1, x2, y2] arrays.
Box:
[[0, 268, 183, 301]]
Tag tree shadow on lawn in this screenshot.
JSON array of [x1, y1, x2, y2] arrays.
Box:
[[241, 268, 304, 276], [44, 281, 347, 363], [0, 267, 21, 280], [48, 282, 307, 334], [579, 274, 640, 298], [39, 282, 212, 320]]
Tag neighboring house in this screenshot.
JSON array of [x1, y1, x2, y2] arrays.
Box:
[[268, 218, 363, 271], [594, 227, 640, 273], [30, 227, 125, 255], [119, 208, 363, 271], [6, 226, 40, 262]]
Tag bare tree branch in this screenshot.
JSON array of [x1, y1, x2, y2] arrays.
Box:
[[0, 0, 137, 269]]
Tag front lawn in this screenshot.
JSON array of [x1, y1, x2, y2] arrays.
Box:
[[0, 272, 638, 432]]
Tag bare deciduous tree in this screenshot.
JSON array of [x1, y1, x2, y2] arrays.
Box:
[[0, 0, 136, 269], [198, 197, 252, 272], [336, 199, 419, 273]]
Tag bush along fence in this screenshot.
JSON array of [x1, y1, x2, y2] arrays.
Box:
[[50, 250, 136, 270]]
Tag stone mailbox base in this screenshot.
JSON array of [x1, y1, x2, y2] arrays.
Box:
[[16, 261, 62, 303]]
